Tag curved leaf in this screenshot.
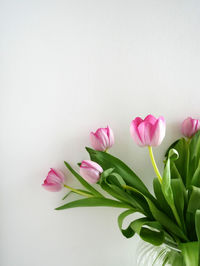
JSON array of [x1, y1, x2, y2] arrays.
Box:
[[131, 218, 164, 246], [118, 209, 136, 238], [118, 210, 164, 245]]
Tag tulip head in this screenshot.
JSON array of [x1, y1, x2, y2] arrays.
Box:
[[80, 160, 103, 184], [130, 114, 166, 147], [42, 168, 65, 192], [181, 117, 200, 138], [90, 126, 114, 151]]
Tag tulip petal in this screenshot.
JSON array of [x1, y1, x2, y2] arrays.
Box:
[[50, 168, 65, 183], [137, 122, 152, 146], [144, 114, 157, 125], [130, 118, 144, 146], [42, 183, 63, 192], [80, 167, 101, 184], [195, 120, 200, 131], [150, 117, 166, 146], [42, 168, 65, 192], [81, 160, 103, 173], [107, 126, 114, 147], [130, 115, 166, 147], [95, 128, 109, 149], [90, 132, 105, 151], [181, 117, 200, 138]]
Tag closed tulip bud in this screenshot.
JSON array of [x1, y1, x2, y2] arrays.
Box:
[[181, 117, 200, 138], [42, 168, 65, 192], [80, 160, 103, 184], [90, 126, 114, 151], [130, 114, 166, 147]]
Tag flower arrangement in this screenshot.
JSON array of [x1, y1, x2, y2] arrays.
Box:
[[43, 115, 200, 266]]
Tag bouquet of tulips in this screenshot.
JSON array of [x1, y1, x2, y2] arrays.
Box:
[[43, 115, 200, 266]]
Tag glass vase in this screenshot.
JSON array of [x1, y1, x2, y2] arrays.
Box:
[[136, 240, 199, 266]]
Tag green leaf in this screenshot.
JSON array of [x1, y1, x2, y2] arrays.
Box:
[[101, 169, 153, 217], [146, 198, 188, 241], [189, 131, 200, 161], [99, 168, 114, 184], [179, 242, 199, 266], [162, 149, 183, 230], [55, 197, 133, 210], [168, 148, 179, 161], [153, 178, 174, 220], [109, 172, 126, 187], [100, 182, 143, 211], [118, 209, 136, 238], [191, 159, 200, 187], [166, 138, 188, 185], [130, 218, 164, 246], [62, 191, 72, 200], [165, 139, 180, 157], [165, 131, 200, 188], [123, 184, 188, 241], [86, 147, 156, 203], [195, 210, 200, 265], [113, 184, 153, 217], [187, 186, 200, 214], [171, 179, 186, 230], [118, 210, 164, 245], [162, 153, 175, 207], [64, 161, 103, 197], [195, 210, 200, 241]]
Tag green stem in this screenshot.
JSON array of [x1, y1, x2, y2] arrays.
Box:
[[123, 185, 138, 193], [148, 146, 162, 184], [64, 184, 92, 197]]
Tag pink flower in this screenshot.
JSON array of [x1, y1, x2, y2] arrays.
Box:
[[181, 117, 200, 138], [130, 114, 166, 147], [90, 126, 114, 151], [80, 160, 103, 184], [42, 168, 65, 192]]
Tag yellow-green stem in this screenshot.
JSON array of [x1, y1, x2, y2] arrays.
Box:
[[64, 184, 92, 197], [148, 146, 162, 184]]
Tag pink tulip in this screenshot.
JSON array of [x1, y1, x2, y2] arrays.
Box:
[[80, 160, 103, 184], [130, 114, 166, 147], [42, 168, 65, 192], [90, 126, 114, 151], [181, 117, 200, 138]]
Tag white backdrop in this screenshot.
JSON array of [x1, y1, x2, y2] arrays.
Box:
[[1, 0, 200, 265]]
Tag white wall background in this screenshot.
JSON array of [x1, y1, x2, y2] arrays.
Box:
[[1, 0, 200, 265]]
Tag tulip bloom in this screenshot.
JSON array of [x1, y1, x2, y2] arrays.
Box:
[[130, 115, 166, 147], [90, 126, 114, 151], [80, 160, 103, 184], [181, 117, 200, 138], [42, 168, 65, 192]]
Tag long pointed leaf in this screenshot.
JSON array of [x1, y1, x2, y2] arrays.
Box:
[[55, 197, 133, 210]]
